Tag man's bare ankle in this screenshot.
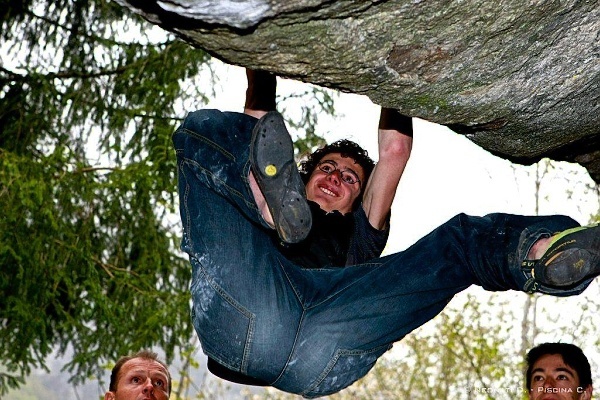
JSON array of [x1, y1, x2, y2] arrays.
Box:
[[528, 237, 552, 260]]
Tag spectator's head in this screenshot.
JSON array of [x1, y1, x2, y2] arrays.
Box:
[[104, 350, 171, 400], [526, 343, 592, 400]]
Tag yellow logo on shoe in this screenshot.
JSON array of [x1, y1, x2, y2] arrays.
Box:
[[265, 165, 277, 176], [573, 259, 586, 271]]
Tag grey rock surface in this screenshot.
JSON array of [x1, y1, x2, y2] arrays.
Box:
[[117, 0, 600, 180]]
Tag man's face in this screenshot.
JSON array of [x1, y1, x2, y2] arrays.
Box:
[[104, 358, 170, 400], [305, 152, 365, 215], [529, 354, 592, 400]]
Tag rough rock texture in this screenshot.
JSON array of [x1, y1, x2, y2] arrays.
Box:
[[117, 0, 600, 180]]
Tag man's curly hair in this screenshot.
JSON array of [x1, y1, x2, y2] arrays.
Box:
[[298, 139, 375, 210]]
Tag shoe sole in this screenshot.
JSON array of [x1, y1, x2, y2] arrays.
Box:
[[535, 224, 600, 287], [250, 111, 312, 243]]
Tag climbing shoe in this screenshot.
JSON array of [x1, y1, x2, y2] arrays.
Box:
[[528, 224, 600, 287], [250, 111, 312, 243]]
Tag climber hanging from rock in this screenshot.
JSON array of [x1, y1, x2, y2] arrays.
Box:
[[172, 68, 600, 398]]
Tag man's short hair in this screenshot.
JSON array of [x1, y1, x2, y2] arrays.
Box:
[[299, 139, 375, 210], [109, 350, 171, 394], [525, 342, 592, 391]]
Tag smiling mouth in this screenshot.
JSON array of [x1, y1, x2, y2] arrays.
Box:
[[319, 186, 337, 197]]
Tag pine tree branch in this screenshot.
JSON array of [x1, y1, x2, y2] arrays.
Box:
[[1, 63, 137, 82], [75, 166, 120, 174], [25, 8, 174, 48]]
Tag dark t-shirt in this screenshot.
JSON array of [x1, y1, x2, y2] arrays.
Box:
[[277, 200, 389, 268]]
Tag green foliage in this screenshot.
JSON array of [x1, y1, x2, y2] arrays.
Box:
[[0, 0, 205, 393], [0, 134, 192, 386]]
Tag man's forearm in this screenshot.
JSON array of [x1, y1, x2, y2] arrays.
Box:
[[362, 108, 413, 230]]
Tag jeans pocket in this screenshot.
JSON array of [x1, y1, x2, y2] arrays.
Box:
[[190, 270, 255, 373], [302, 344, 391, 398]]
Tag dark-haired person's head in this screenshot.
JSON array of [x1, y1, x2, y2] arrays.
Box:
[[300, 139, 375, 214], [104, 350, 171, 400], [526, 342, 593, 400]]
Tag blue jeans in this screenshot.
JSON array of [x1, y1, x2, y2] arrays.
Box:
[[173, 109, 591, 398]]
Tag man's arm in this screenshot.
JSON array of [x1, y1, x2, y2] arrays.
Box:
[[244, 69, 276, 118], [361, 108, 413, 230]]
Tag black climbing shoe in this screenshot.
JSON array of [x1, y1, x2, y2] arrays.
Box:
[[528, 224, 600, 287], [250, 111, 312, 243]]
